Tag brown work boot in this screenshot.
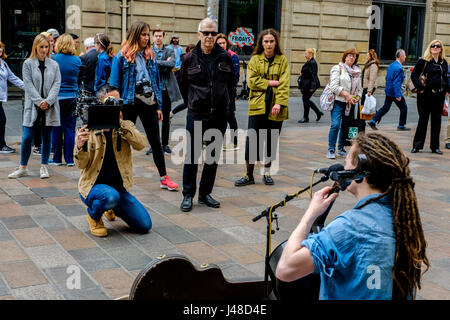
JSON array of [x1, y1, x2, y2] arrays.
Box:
[[87, 214, 108, 237], [104, 209, 116, 221]]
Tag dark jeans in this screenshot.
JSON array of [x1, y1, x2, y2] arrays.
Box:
[[51, 98, 77, 164], [81, 184, 152, 233], [413, 91, 446, 150], [182, 113, 227, 197], [227, 109, 238, 145], [161, 90, 171, 147], [328, 100, 347, 151], [301, 90, 321, 119], [122, 98, 167, 177], [371, 95, 407, 126], [20, 124, 52, 166], [0, 102, 6, 147], [245, 114, 283, 163]]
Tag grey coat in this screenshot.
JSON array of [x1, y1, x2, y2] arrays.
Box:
[[155, 45, 182, 104], [22, 57, 61, 127]]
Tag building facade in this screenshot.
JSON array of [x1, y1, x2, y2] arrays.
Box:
[[1, 0, 449, 89]]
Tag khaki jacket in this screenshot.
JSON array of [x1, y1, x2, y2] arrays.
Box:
[[74, 120, 147, 199], [362, 61, 379, 93], [247, 52, 290, 121]]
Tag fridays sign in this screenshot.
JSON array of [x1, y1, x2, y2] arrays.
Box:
[[228, 27, 255, 47]]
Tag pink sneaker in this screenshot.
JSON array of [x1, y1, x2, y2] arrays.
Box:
[[160, 175, 178, 191]]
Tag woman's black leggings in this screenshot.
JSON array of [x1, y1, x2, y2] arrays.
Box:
[[121, 98, 167, 177]]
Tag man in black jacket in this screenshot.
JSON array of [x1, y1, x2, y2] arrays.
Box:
[[179, 17, 235, 212], [79, 37, 99, 94]]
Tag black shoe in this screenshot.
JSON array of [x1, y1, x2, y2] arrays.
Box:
[[397, 126, 411, 131], [180, 195, 193, 212], [298, 118, 309, 123], [163, 145, 172, 154], [198, 194, 220, 208], [431, 149, 443, 155], [262, 173, 274, 185], [368, 121, 378, 130], [0, 145, 16, 154], [146, 148, 153, 155], [32, 146, 41, 155], [235, 174, 255, 187], [316, 112, 324, 122], [446, 143, 450, 149], [411, 148, 419, 153]]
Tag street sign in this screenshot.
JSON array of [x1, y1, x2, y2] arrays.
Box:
[[228, 27, 254, 48]]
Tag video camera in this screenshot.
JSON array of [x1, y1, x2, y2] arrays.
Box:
[[75, 89, 123, 130]]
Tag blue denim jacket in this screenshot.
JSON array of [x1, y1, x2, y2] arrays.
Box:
[[302, 193, 395, 300], [109, 51, 162, 109], [94, 51, 113, 93]]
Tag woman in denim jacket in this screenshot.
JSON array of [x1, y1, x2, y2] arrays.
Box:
[[277, 133, 429, 300], [109, 21, 179, 191]]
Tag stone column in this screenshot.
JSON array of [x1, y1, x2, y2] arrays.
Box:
[[206, 0, 219, 22]]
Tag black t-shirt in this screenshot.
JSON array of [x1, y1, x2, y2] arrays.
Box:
[[35, 60, 46, 125], [95, 130, 123, 190]]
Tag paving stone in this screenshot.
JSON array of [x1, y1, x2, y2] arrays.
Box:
[[216, 261, 260, 281], [33, 214, 73, 232], [0, 261, 48, 289], [127, 230, 175, 250], [217, 243, 264, 265], [43, 266, 98, 293], [11, 194, 45, 206], [31, 187, 66, 198], [0, 203, 27, 218], [154, 225, 199, 244], [20, 179, 52, 189], [222, 225, 266, 244], [56, 204, 87, 217], [177, 241, 230, 264], [12, 227, 54, 247], [106, 246, 153, 271], [192, 211, 241, 228], [68, 247, 120, 273], [25, 244, 77, 269], [146, 202, 181, 215], [11, 284, 64, 300], [188, 227, 239, 246], [165, 213, 210, 229], [86, 228, 133, 249], [50, 228, 96, 250], [60, 286, 111, 300], [1, 216, 38, 230], [0, 161, 19, 169], [46, 196, 78, 206], [0, 223, 13, 242], [90, 268, 134, 299], [22, 204, 60, 217]]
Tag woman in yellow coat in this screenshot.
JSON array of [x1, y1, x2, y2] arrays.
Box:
[[235, 28, 290, 186]]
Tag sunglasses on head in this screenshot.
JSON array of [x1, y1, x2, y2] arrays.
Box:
[[200, 31, 218, 37], [430, 43, 441, 49]]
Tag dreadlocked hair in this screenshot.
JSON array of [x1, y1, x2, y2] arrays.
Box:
[[351, 133, 429, 300]]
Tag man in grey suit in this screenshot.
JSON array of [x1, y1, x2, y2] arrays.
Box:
[[149, 28, 183, 155]]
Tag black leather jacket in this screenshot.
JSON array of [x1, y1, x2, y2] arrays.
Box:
[[179, 42, 235, 119]]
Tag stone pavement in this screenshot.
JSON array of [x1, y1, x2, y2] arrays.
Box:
[[0, 96, 449, 300]]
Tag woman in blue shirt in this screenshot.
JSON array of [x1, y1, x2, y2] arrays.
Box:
[[276, 133, 429, 300], [51, 34, 81, 166], [94, 33, 114, 93]]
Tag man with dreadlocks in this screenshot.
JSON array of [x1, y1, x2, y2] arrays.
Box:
[[276, 133, 429, 300]]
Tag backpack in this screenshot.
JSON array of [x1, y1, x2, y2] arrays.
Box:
[[320, 66, 342, 111]]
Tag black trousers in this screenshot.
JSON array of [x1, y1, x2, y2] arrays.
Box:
[[227, 108, 238, 146], [122, 99, 167, 177], [0, 102, 6, 148], [413, 91, 446, 150], [301, 90, 321, 119], [182, 113, 227, 197], [161, 90, 171, 147], [245, 114, 283, 163]]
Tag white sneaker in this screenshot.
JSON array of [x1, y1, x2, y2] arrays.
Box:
[[326, 149, 336, 159], [40, 166, 50, 179], [8, 167, 29, 179], [337, 149, 347, 157]]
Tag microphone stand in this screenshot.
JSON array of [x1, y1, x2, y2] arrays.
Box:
[[253, 174, 330, 299]]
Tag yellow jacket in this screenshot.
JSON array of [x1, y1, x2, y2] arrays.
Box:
[[74, 120, 147, 199], [247, 52, 290, 121]]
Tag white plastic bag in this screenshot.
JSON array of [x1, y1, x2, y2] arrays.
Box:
[[361, 94, 376, 114]]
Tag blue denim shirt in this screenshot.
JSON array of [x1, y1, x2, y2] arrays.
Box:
[[0, 59, 24, 102], [109, 51, 162, 109], [302, 193, 395, 300], [166, 44, 183, 69], [94, 51, 113, 93]]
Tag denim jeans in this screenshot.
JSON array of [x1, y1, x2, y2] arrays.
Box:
[[80, 184, 152, 233], [328, 100, 347, 151], [20, 124, 53, 166], [51, 98, 77, 164]]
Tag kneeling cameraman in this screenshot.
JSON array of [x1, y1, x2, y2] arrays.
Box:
[[74, 84, 151, 237]]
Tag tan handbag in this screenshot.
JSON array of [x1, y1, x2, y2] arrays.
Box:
[[406, 61, 427, 93]]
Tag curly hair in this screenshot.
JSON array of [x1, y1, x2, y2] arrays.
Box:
[[352, 133, 430, 300]]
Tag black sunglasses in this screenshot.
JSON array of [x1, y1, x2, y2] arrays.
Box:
[[199, 31, 218, 37], [430, 44, 441, 49]]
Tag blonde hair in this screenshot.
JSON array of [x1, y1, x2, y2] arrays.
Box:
[[40, 32, 52, 38], [0, 40, 7, 59], [28, 34, 50, 59], [305, 48, 316, 58], [55, 33, 76, 55], [423, 39, 447, 62]]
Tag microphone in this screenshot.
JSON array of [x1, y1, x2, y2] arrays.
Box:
[[314, 164, 344, 176]]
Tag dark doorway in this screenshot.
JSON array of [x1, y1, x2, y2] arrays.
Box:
[[1, 0, 65, 78]]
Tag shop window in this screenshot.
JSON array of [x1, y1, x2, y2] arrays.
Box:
[[369, 0, 425, 63], [219, 0, 282, 57]]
